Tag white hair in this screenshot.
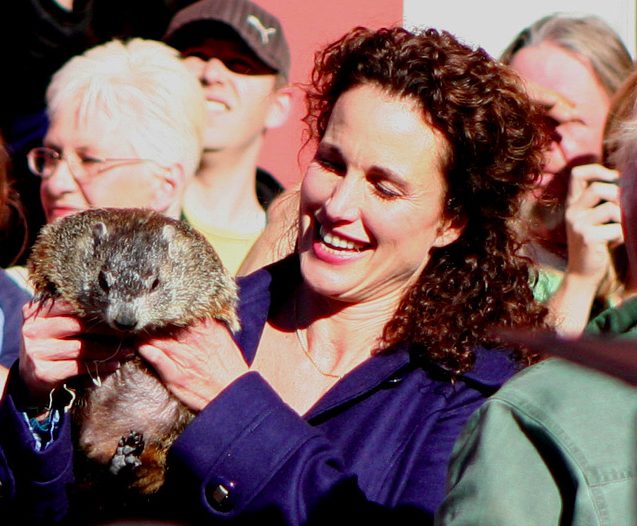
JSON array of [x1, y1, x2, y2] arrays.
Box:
[[46, 38, 205, 178]]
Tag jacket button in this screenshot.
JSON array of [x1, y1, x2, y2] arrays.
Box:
[[384, 372, 406, 387], [207, 479, 236, 512]]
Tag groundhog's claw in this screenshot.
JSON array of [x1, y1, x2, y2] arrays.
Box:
[[110, 431, 145, 475]]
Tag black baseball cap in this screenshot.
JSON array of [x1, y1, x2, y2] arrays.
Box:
[[163, 0, 290, 78]]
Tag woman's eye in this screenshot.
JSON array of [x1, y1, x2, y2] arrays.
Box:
[[316, 156, 345, 174], [372, 180, 401, 199], [79, 155, 103, 167]]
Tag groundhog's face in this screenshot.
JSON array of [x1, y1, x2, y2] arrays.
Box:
[[75, 221, 184, 333], [29, 208, 239, 334]]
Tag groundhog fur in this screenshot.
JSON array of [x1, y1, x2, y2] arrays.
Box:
[[27, 207, 239, 517]]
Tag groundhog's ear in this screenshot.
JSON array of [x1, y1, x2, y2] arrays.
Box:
[[162, 224, 178, 257], [162, 224, 176, 242], [92, 222, 109, 249]]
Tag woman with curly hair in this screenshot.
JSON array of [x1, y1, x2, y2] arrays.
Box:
[[2, 27, 549, 524]]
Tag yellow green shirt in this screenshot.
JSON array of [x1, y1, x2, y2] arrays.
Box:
[[181, 207, 263, 276]]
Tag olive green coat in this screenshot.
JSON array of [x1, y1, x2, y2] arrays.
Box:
[[436, 298, 637, 525]]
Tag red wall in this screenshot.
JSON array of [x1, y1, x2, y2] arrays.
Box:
[[255, 1, 403, 188]]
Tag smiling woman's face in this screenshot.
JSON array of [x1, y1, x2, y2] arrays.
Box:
[[298, 84, 462, 305]]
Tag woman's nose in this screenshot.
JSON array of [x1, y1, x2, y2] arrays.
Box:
[[42, 157, 78, 195], [323, 175, 362, 223]]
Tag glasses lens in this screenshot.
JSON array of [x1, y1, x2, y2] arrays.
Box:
[[28, 148, 56, 177]]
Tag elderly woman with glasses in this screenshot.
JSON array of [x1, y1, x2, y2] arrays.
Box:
[[28, 38, 205, 224], [0, 37, 205, 377]]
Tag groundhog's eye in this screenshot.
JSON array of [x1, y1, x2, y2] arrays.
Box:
[[150, 278, 160, 291], [98, 271, 110, 293]]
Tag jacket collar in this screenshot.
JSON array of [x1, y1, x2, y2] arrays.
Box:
[[234, 256, 517, 414]]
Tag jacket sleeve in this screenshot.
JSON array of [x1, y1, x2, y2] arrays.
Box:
[[435, 398, 564, 525], [0, 368, 75, 525], [167, 371, 443, 524]]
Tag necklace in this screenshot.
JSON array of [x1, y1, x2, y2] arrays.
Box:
[[294, 297, 343, 381]]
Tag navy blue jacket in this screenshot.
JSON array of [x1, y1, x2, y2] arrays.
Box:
[[0, 257, 518, 524]]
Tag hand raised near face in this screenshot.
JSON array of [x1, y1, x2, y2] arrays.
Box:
[[564, 163, 623, 281]]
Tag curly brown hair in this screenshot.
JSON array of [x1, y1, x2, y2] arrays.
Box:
[[305, 26, 551, 375]]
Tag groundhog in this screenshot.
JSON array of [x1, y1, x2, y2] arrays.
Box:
[[27, 207, 239, 512]]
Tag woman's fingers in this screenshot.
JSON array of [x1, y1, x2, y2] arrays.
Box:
[[139, 318, 248, 412], [567, 164, 619, 206]]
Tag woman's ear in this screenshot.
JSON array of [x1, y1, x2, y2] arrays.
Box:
[[433, 215, 466, 248], [264, 86, 294, 130], [152, 162, 185, 214]]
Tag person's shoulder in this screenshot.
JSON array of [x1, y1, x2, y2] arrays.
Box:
[[489, 358, 637, 442], [441, 360, 637, 526], [472, 356, 637, 505], [495, 357, 632, 401]]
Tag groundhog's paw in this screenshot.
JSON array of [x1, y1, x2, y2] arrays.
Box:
[[109, 430, 145, 475]]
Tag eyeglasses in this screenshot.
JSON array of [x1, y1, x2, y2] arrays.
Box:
[[27, 147, 156, 182]]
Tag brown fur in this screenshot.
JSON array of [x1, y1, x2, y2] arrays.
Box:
[[27, 207, 239, 506]]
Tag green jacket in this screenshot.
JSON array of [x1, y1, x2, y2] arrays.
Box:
[[436, 297, 637, 525]]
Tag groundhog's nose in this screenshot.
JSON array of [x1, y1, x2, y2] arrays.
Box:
[[112, 315, 139, 332]]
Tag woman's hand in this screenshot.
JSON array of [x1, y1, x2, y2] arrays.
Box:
[[547, 163, 623, 335], [138, 318, 249, 413], [564, 163, 623, 282], [19, 299, 121, 407]]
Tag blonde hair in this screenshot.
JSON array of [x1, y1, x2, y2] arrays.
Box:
[[46, 38, 205, 178]]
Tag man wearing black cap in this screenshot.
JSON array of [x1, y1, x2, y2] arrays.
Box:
[[163, 0, 293, 275]]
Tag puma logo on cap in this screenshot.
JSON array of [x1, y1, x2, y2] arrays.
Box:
[[247, 14, 277, 44]]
